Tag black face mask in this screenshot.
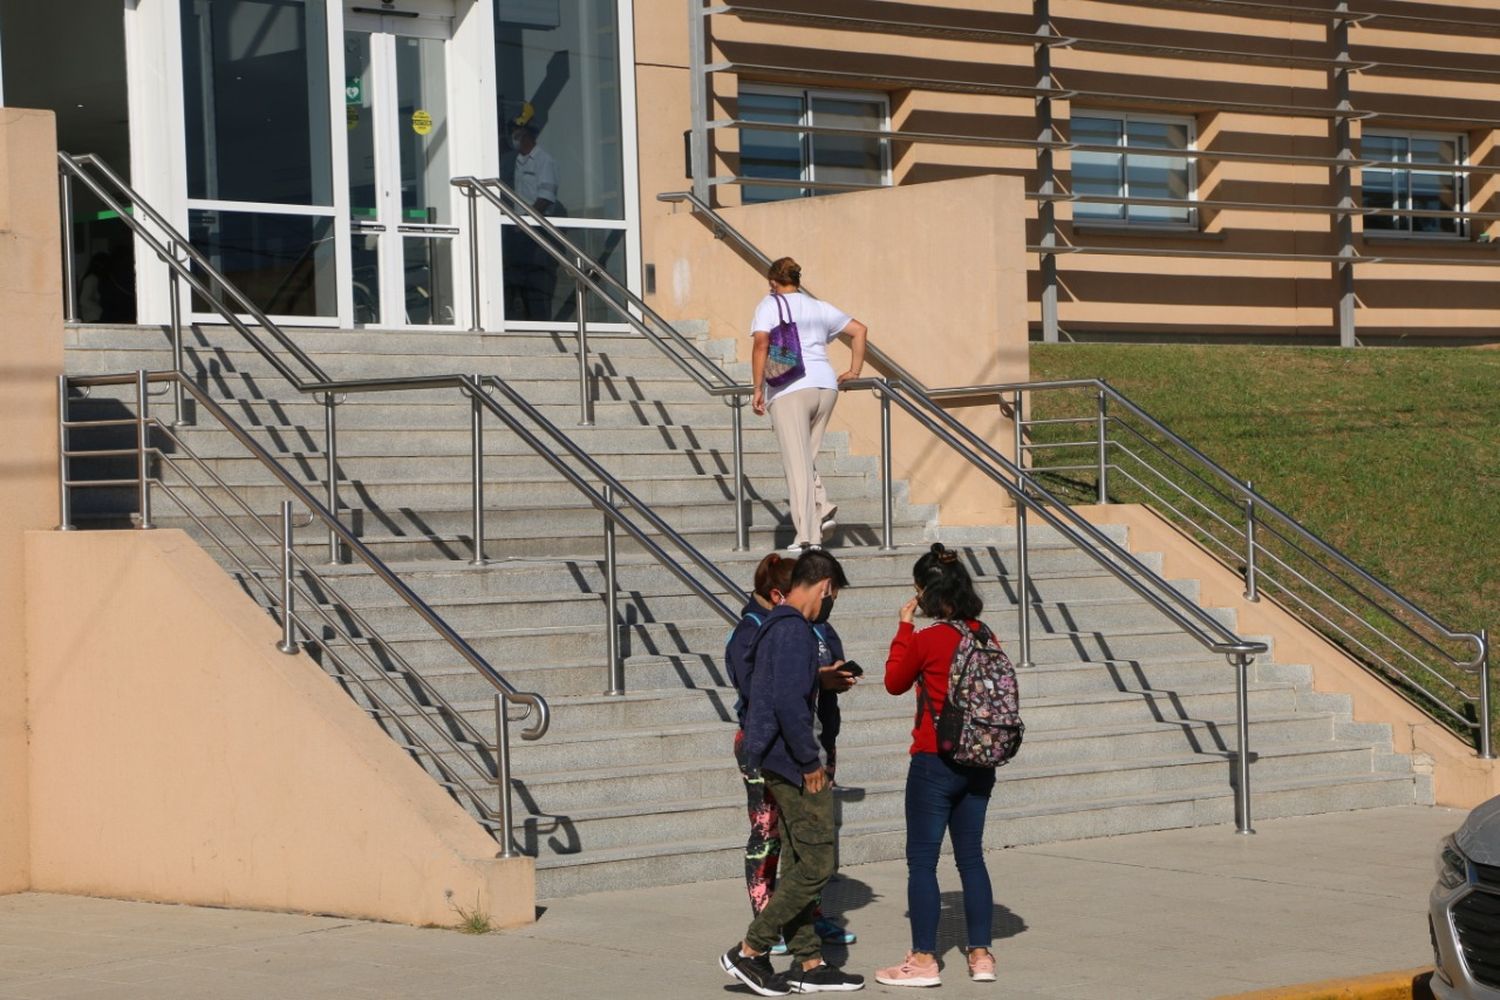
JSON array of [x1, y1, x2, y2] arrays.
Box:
[[814, 594, 836, 624]]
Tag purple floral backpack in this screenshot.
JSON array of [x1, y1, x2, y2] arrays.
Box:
[[763, 293, 805, 388], [922, 621, 1024, 768]]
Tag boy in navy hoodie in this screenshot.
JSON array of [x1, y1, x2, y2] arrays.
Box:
[[720, 550, 865, 996]]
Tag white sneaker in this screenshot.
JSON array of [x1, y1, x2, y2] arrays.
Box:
[[786, 542, 808, 554]]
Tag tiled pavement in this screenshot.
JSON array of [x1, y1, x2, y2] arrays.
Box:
[[0, 805, 1458, 999]]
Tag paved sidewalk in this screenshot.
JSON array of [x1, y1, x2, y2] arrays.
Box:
[[0, 806, 1459, 1000]]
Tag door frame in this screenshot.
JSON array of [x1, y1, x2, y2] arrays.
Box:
[[344, 9, 463, 328]]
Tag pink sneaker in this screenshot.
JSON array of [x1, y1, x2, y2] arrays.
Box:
[[968, 949, 996, 982], [875, 952, 941, 988]]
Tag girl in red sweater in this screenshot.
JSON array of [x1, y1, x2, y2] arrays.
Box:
[[875, 543, 998, 987]]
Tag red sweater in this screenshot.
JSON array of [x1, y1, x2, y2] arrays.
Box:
[[884, 619, 982, 755]]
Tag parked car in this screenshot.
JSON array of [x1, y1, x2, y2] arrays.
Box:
[[1431, 794, 1500, 999]]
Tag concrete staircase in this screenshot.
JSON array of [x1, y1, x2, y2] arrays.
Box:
[[64, 322, 1432, 898]]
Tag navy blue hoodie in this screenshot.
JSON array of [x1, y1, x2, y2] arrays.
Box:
[[726, 596, 773, 723], [741, 604, 823, 786]]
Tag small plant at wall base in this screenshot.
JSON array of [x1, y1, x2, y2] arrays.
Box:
[[1029, 343, 1500, 751], [445, 890, 493, 934]]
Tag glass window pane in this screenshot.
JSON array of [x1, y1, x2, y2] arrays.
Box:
[[1072, 117, 1125, 220], [396, 35, 450, 225], [496, 0, 626, 221], [188, 210, 338, 317], [1127, 153, 1190, 224], [350, 234, 381, 325], [1363, 167, 1402, 232], [502, 225, 626, 323], [345, 31, 378, 221], [181, 0, 333, 206], [740, 90, 805, 203], [1129, 119, 1189, 152], [809, 96, 885, 188], [1363, 133, 1405, 165], [3, 0, 137, 321], [402, 237, 455, 325], [1410, 137, 1457, 168], [1411, 170, 1460, 234]]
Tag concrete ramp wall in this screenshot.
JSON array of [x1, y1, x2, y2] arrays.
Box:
[[23, 529, 534, 928]]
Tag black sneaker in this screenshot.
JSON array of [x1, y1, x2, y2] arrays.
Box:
[[721, 944, 792, 996], [786, 962, 866, 993]]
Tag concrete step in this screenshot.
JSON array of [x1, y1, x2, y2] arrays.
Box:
[[505, 738, 1380, 855], [356, 617, 1246, 670], [436, 697, 1327, 778], [228, 543, 1163, 602], [67, 323, 726, 358], [332, 646, 1262, 704], [65, 344, 751, 383], [300, 589, 1209, 638], [394, 681, 1301, 748], [530, 771, 1422, 897], [153, 491, 935, 541]]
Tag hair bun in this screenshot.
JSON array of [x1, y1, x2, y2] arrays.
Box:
[[929, 542, 958, 564]]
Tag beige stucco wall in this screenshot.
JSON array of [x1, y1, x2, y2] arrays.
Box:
[[645, 174, 1029, 526], [23, 529, 534, 928], [1076, 504, 1499, 808], [0, 108, 66, 896]]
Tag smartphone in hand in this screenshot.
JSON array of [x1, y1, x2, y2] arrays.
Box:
[[840, 660, 864, 677]]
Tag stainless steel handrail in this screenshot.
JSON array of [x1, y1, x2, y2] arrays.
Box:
[[58, 369, 549, 855], [657, 189, 930, 394], [1009, 376, 1492, 755]]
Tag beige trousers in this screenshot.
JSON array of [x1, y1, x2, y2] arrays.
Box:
[[768, 387, 839, 547]]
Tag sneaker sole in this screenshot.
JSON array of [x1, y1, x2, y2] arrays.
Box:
[[970, 972, 997, 982], [789, 982, 866, 993], [721, 953, 793, 997], [873, 975, 941, 988]]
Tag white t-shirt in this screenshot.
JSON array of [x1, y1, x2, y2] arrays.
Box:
[[750, 291, 852, 405], [515, 146, 559, 209]]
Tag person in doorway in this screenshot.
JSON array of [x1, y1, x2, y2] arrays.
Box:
[[502, 111, 561, 319], [721, 549, 865, 996], [726, 553, 859, 954], [750, 257, 868, 553], [876, 544, 1000, 988]]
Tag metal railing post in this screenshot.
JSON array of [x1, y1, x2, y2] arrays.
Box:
[[57, 376, 74, 531], [1232, 651, 1255, 834], [467, 187, 483, 332], [575, 258, 593, 426], [1243, 482, 1260, 602], [168, 242, 187, 426], [470, 377, 487, 566], [325, 394, 341, 564], [1096, 388, 1109, 504], [603, 483, 624, 696], [688, 0, 710, 203], [494, 691, 517, 857], [277, 500, 299, 654], [880, 390, 895, 550], [134, 370, 154, 529], [1013, 391, 1033, 668], [60, 168, 77, 323], [731, 396, 748, 551], [1480, 628, 1494, 759]]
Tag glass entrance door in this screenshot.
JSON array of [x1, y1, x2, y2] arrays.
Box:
[[345, 14, 454, 326]]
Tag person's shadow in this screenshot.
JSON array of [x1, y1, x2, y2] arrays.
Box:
[[933, 890, 1028, 960]]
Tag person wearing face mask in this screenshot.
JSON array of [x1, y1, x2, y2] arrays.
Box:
[[727, 554, 860, 957], [721, 549, 865, 996]]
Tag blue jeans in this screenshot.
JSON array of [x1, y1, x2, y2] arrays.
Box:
[[905, 752, 996, 954]]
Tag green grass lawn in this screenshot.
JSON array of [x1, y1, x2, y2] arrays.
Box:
[[1029, 343, 1499, 741]]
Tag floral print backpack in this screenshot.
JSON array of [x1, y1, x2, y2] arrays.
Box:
[[921, 621, 1024, 768]]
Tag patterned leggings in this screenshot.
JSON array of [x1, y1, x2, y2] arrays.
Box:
[[736, 729, 834, 915]]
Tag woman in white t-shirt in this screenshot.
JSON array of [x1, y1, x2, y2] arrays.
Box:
[[750, 257, 868, 552]]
